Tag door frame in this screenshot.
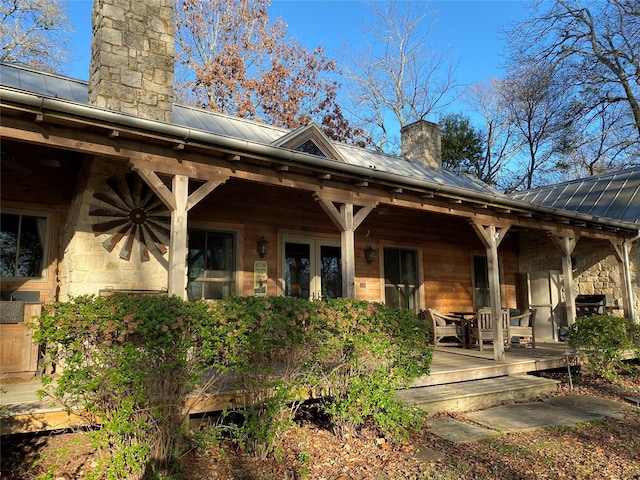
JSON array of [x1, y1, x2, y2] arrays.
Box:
[[380, 243, 424, 312], [277, 230, 341, 298]]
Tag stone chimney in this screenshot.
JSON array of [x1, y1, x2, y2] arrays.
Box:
[[400, 120, 441, 169], [88, 0, 175, 123]]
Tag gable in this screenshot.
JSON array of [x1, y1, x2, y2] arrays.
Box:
[[271, 122, 346, 162]]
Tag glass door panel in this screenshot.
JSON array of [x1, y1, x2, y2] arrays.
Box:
[[285, 242, 311, 298], [319, 245, 341, 298]]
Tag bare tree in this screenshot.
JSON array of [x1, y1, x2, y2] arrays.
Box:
[[0, 0, 72, 72], [341, 0, 459, 153], [174, 0, 365, 143], [499, 64, 573, 191], [463, 79, 523, 190], [505, 0, 640, 175]]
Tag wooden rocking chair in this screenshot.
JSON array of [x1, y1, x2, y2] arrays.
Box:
[[422, 309, 464, 347], [469, 308, 511, 351]]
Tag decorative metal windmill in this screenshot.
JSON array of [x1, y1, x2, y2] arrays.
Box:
[[89, 173, 170, 261]]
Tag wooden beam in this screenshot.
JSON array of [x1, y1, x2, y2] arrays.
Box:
[[132, 166, 176, 211], [610, 240, 632, 320], [1, 118, 633, 243], [314, 193, 377, 298], [549, 235, 578, 326]]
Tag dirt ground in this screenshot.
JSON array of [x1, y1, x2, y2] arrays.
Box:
[[2, 369, 640, 480]]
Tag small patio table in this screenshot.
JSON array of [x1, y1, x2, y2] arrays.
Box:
[[450, 312, 477, 348]]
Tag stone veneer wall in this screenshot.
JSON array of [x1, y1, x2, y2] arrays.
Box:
[[58, 157, 169, 300], [88, 0, 175, 122], [518, 233, 640, 320], [400, 120, 442, 169]]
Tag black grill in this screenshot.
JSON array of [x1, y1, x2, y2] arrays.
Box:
[[575, 294, 607, 316]]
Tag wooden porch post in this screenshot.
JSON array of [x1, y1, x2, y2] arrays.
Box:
[[610, 241, 631, 320], [314, 194, 377, 298], [471, 221, 510, 362], [550, 235, 577, 326], [131, 162, 228, 299]]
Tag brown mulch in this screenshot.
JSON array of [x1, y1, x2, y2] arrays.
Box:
[[2, 370, 640, 480]]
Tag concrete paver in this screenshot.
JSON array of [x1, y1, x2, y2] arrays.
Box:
[[427, 417, 498, 443], [544, 394, 627, 419], [428, 395, 628, 442]]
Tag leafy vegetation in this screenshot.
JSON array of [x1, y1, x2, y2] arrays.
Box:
[[34, 295, 432, 479], [567, 314, 640, 383]]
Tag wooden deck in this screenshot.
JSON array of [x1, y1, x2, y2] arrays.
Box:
[[1, 343, 577, 435]]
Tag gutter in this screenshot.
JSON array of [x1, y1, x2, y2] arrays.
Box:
[[1, 86, 638, 234], [623, 230, 640, 322]]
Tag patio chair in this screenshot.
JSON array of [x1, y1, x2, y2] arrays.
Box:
[[422, 309, 464, 347], [469, 308, 511, 351], [510, 308, 537, 348]]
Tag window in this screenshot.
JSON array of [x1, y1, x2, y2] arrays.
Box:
[[472, 254, 503, 310], [283, 236, 341, 299], [187, 229, 236, 300], [383, 247, 420, 311], [0, 210, 50, 279], [296, 140, 326, 157]]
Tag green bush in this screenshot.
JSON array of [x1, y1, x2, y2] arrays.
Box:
[[567, 314, 640, 383], [35, 295, 432, 475], [35, 294, 236, 480], [312, 299, 431, 441], [207, 297, 432, 452]]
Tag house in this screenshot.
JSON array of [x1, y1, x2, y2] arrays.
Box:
[[1, 0, 638, 375]]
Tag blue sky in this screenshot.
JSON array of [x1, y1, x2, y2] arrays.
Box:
[[64, 0, 529, 118]]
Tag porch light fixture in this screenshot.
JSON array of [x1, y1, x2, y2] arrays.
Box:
[[256, 237, 269, 258], [364, 245, 375, 264]]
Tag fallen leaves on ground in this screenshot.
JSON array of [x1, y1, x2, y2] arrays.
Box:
[[2, 372, 640, 480]]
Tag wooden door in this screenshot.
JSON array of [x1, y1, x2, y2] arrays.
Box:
[[527, 271, 562, 342], [0, 303, 41, 374]]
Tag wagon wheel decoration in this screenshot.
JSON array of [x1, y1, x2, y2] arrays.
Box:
[[89, 173, 170, 261]]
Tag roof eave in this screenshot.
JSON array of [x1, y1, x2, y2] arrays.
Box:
[[1, 85, 637, 235]]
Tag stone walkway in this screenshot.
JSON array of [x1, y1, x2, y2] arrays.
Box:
[[427, 394, 628, 443]]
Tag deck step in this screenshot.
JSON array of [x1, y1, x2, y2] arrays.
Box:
[[397, 374, 560, 415]]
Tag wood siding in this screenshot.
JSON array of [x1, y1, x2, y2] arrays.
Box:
[[190, 182, 521, 312]]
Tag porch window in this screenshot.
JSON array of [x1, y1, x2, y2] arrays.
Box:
[[383, 247, 419, 311], [187, 229, 236, 300], [0, 210, 50, 279], [283, 236, 341, 299]]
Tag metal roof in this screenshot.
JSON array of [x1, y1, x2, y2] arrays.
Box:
[[0, 63, 497, 196], [510, 167, 640, 225]]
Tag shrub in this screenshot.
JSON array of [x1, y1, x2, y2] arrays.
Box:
[[207, 297, 432, 451], [35, 295, 432, 474], [312, 299, 432, 441], [567, 314, 640, 383], [35, 294, 235, 479]]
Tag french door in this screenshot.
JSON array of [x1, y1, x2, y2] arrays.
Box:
[[283, 236, 341, 299]]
